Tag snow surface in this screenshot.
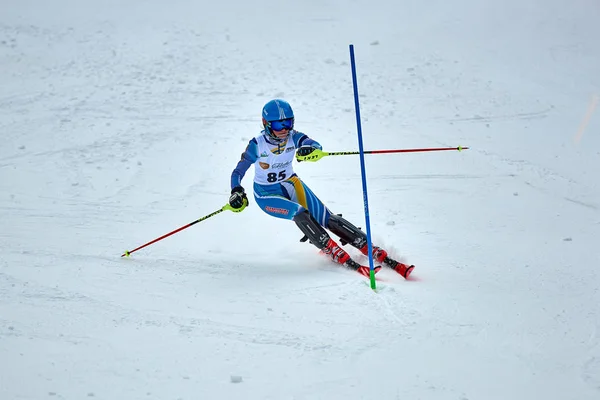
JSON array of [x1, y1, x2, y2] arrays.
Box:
[[1, 0, 600, 399]]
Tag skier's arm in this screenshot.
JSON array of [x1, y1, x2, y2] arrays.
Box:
[[292, 131, 322, 150], [231, 138, 258, 189], [293, 131, 323, 160]]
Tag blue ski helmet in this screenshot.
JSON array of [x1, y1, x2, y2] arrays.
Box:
[[262, 99, 295, 142]]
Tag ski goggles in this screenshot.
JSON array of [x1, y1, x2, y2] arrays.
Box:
[[269, 118, 294, 131]]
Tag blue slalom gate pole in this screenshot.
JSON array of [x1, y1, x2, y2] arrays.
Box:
[[349, 44, 376, 290]]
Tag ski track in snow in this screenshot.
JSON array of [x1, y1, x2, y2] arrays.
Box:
[[2, 1, 600, 399]]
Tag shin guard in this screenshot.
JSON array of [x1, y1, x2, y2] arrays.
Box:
[[327, 214, 367, 249], [293, 210, 330, 249]]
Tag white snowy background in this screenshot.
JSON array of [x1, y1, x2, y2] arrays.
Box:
[[1, 0, 599, 399]]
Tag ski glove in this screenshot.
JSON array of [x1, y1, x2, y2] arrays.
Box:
[[229, 186, 248, 212], [296, 147, 326, 162], [296, 146, 316, 157]]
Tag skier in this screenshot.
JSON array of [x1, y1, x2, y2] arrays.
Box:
[[228, 99, 414, 278]]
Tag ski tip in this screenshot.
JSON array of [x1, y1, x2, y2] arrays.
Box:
[[404, 265, 415, 279]]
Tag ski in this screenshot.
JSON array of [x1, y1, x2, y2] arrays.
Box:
[[344, 257, 382, 278]]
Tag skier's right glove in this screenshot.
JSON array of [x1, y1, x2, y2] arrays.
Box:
[[228, 186, 248, 212]]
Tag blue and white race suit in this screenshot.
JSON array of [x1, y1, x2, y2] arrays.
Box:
[[230, 130, 331, 225]]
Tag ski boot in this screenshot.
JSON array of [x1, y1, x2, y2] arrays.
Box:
[[360, 245, 414, 279], [327, 214, 415, 279], [294, 210, 379, 277], [322, 239, 381, 277]]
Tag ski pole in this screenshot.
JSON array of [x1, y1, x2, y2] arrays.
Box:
[[121, 203, 239, 257], [296, 146, 469, 162]]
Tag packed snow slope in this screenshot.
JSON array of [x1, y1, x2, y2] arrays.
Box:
[[1, 0, 599, 399]]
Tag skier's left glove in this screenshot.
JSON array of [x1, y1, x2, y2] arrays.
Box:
[[296, 146, 326, 162], [296, 146, 316, 157], [228, 186, 248, 212]]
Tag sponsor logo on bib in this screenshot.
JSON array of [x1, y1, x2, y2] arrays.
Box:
[[271, 161, 292, 169]]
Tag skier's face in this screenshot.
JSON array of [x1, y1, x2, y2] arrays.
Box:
[[272, 127, 291, 140]]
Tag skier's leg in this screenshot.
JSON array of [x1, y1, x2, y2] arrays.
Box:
[[253, 182, 303, 220], [327, 213, 391, 261], [292, 209, 352, 265], [254, 180, 344, 259], [326, 214, 367, 249], [280, 175, 332, 226], [278, 176, 370, 251], [290, 209, 328, 249], [276, 175, 397, 271], [276, 176, 371, 251], [279, 177, 335, 249], [279, 176, 379, 275]]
